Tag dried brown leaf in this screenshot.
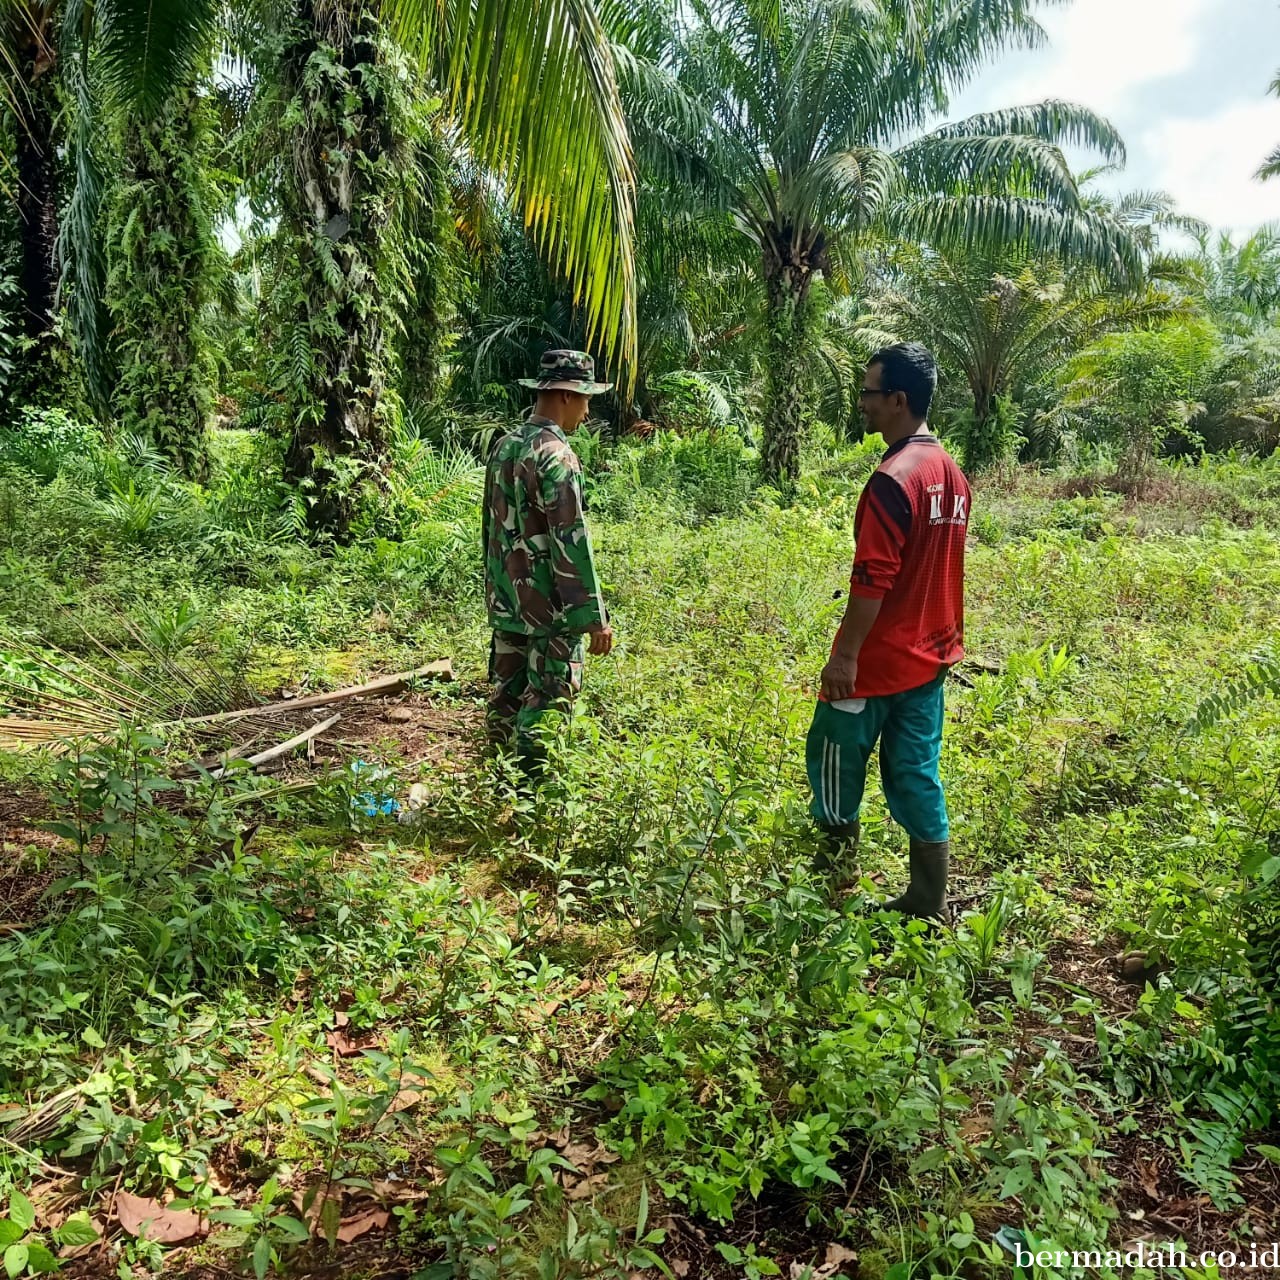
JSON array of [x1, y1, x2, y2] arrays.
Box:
[[326, 1026, 384, 1057], [372, 1177, 436, 1203], [115, 1192, 206, 1244], [561, 1141, 620, 1174], [336, 1206, 390, 1243], [386, 1071, 432, 1115], [565, 1172, 610, 1202], [292, 1183, 341, 1233]]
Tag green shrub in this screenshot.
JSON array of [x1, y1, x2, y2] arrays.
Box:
[[648, 369, 739, 434], [1060, 320, 1221, 481], [592, 428, 756, 522], [945, 394, 1023, 474], [0, 407, 104, 479]]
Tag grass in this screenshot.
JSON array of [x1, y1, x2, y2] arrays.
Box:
[[0, 428, 1277, 1279]]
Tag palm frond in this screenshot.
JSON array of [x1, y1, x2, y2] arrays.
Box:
[[0, 612, 269, 751], [388, 0, 637, 379], [882, 195, 1142, 283], [895, 132, 1078, 204], [932, 100, 1125, 165], [1260, 69, 1280, 181], [615, 42, 759, 219], [94, 0, 220, 112]]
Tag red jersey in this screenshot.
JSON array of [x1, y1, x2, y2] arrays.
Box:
[[834, 433, 970, 698]]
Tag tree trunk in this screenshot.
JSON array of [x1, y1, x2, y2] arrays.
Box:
[[960, 377, 1002, 474], [105, 91, 218, 481], [973, 383, 992, 425], [395, 122, 451, 410], [13, 17, 60, 352], [275, 0, 407, 538], [761, 242, 819, 491]]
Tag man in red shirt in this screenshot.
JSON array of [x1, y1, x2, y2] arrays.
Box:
[[807, 343, 970, 918]]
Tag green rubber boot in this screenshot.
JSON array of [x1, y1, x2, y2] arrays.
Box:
[[884, 838, 949, 920], [816, 820, 861, 893]]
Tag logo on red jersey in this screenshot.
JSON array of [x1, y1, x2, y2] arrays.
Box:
[[929, 490, 968, 526]]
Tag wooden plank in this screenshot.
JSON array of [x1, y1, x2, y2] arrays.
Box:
[[210, 714, 342, 779], [184, 660, 454, 728]]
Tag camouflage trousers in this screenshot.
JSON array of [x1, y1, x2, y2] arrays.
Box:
[[487, 630, 584, 774]]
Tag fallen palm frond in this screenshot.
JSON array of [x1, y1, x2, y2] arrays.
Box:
[[183, 662, 453, 728], [208, 714, 342, 779], [0, 610, 272, 749], [0, 608, 453, 752]]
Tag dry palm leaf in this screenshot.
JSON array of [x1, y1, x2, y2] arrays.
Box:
[[0, 609, 450, 753], [0, 609, 272, 750]]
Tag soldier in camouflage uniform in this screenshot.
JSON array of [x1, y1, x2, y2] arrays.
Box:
[[483, 350, 614, 779]]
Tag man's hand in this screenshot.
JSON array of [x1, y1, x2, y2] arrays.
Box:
[[820, 654, 858, 701], [586, 624, 613, 657]]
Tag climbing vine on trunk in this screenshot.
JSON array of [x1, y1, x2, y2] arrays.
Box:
[[250, 0, 418, 537], [104, 89, 224, 479], [762, 237, 824, 492]]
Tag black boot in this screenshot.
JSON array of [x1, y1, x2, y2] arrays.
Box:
[[884, 838, 949, 920], [816, 820, 861, 892], [514, 738, 547, 797]]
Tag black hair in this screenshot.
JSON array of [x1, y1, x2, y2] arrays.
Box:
[[868, 342, 937, 419]]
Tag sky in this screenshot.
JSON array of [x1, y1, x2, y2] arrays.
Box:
[[946, 0, 1280, 237]]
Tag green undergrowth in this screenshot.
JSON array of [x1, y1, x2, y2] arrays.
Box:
[[0, 433, 1278, 1279]]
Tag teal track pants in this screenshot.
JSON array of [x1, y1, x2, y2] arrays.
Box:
[[805, 673, 950, 843]]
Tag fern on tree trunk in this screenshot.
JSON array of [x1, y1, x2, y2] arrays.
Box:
[[104, 89, 222, 480], [761, 243, 821, 492], [260, 0, 417, 537]]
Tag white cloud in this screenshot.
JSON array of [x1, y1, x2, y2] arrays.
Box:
[[974, 0, 1209, 114], [1134, 100, 1280, 234], [947, 0, 1280, 233]]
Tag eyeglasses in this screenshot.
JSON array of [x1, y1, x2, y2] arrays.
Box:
[[859, 387, 895, 400]]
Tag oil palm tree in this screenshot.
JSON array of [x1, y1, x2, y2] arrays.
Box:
[[864, 248, 1188, 468], [6, 0, 636, 476], [863, 188, 1198, 465], [1187, 225, 1280, 338], [621, 0, 1144, 487]]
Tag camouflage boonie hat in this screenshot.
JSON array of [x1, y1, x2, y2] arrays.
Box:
[[518, 349, 613, 395]]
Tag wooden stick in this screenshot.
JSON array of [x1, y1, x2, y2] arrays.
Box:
[[210, 714, 341, 778], [184, 660, 454, 728]]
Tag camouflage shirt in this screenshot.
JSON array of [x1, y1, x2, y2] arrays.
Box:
[[482, 416, 607, 637]]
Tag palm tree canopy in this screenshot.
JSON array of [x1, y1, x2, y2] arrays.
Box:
[[863, 180, 1195, 410], [389, 0, 637, 375], [863, 244, 1186, 413], [622, 0, 1144, 283], [90, 0, 221, 110]]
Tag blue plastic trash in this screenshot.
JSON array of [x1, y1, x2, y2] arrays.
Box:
[[348, 760, 399, 817]]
